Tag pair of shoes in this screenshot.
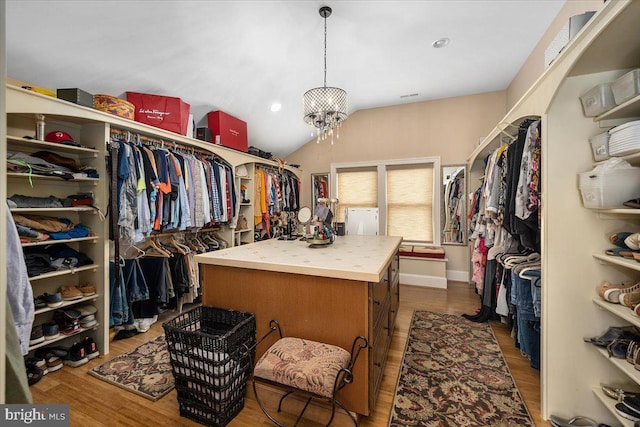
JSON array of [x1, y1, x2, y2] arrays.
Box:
[[43, 322, 60, 341], [624, 199, 640, 209], [586, 326, 640, 347], [43, 292, 63, 308], [78, 283, 96, 297], [617, 399, 640, 421], [82, 336, 99, 360], [48, 342, 89, 368], [611, 232, 635, 249], [34, 349, 64, 372], [550, 415, 599, 426], [77, 304, 97, 328], [25, 357, 48, 376], [113, 329, 138, 340], [598, 281, 639, 303], [60, 285, 83, 301], [25, 361, 44, 386], [53, 308, 81, 335], [33, 295, 47, 310], [602, 385, 640, 402], [29, 324, 45, 346], [605, 247, 639, 258]]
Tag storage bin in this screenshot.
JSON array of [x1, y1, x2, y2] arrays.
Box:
[[207, 111, 248, 152], [579, 167, 640, 208], [163, 306, 256, 427], [579, 83, 616, 117], [612, 69, 640, 105], [589, 131, 609, 161], [126, 91, 191, 135], [57, 88, 94, 108]]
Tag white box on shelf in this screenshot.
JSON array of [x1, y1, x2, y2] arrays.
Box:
[[579, 167, 640, 208], [580, 82, 616, 117], [612, 69, 640, 105], [589, 131, 610, 162]]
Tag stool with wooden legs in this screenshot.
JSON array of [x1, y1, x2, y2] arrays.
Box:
[[251, 320, 368, 426]]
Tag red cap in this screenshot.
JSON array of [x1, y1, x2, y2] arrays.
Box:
[[45, 131, 79, 146]]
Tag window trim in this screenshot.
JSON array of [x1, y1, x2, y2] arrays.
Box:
[[331, 157, 441, 245]]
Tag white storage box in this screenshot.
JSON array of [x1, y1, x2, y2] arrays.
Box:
[[589, 131, 609, 161], [612, 69, 640, 105], [579, 167, 640, 208], [580, 83, 616, 117]]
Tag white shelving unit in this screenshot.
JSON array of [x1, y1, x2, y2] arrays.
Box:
[[465, 1, 640, 424], [5, 84, 302, 365], [233, 163, 255, 246]]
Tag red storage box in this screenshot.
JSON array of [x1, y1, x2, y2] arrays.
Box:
[[126, 91, 190, 135], [207, 111, 248, 152]]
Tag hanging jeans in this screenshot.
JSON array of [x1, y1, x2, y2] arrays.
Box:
[[109, 261, 129, 326], [510, 270, 540, 370], [123, 259, 150, 302]]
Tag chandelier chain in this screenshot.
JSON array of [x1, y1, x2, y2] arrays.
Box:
[[323, 12, 327, 88]]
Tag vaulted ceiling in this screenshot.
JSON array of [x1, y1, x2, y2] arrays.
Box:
[[6, 1, 565, 157]]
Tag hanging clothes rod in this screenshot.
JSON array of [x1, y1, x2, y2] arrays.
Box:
[[144, 226, 222, 239], [109, 128, 218, 158]]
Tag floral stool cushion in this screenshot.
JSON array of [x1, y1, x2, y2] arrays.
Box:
[[254, 337, 351, 398]]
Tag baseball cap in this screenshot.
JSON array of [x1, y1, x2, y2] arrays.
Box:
[[44, 130, 80, 147]]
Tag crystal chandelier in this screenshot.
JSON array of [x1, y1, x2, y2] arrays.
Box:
[[303, 6, 348, 144]]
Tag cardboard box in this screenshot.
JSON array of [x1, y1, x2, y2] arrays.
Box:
[[57, 88, 94, 108], [126, 91, 191, 135], [207, 111, 248, 152]]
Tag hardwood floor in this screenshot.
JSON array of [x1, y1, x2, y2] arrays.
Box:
[[29, 281, 547, 426]]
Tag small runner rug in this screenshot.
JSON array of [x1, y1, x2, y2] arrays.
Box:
[[389, 311, 534, 427], [88, 335, 174, 401]]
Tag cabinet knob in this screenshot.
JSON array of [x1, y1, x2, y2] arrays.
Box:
[[374, 362, 382, 367], [374, 300, 381, 306]]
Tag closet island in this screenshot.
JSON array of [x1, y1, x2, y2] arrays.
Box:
[[194, 234, 401, 417]]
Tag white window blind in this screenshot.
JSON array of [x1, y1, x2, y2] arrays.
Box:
[[335, 168, 377, 222], [386, 164, 434, 242]]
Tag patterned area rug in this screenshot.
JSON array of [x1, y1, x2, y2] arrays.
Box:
[[88, 335, 174, 401], [389, 311, 534, 427]]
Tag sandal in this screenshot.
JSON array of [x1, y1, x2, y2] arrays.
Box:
[[610, 232, 634, 249], [626, 233, 640, 251], [550, 415, 598, 427], [624, 198, 640, 209], [605, 247, 637, 258]]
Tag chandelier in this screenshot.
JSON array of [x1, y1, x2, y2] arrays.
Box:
[[303, 6, 348, 144]]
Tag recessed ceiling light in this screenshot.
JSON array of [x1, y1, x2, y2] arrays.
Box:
[[270, 103, 282, 112], [432, 37, 450, 48]]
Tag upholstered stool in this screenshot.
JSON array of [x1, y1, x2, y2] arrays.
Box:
[[252, 320, 368, 426]]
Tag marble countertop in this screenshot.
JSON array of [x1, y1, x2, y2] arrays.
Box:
[[194, 234, 402, 282]]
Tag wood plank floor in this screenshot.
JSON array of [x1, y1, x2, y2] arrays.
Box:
[[29, 281, 548, 426]]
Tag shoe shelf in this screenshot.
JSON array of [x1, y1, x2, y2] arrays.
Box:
[[592, 387, 635, 427], [21, 235, 99, 248], [6, 172, 99, 183], [34, 294, 99, 316], [28, 264, 99, 282], [596, 347, 640, 388], [11, 207, 97, 214], [593, 298, 640, 328], [7, 135, 100, 155], [593, 254, 640, 272], [28, 323, 99, 352], [239, 202, 252, 206]]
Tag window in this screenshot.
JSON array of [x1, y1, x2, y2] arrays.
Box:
[[386, 164, 434, 242], [334, 167, 377, 222], [332, 158, 439, 243]]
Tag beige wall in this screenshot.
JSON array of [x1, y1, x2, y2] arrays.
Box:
[[286, 90, 507, 274], [507, 0, 604, 108]]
